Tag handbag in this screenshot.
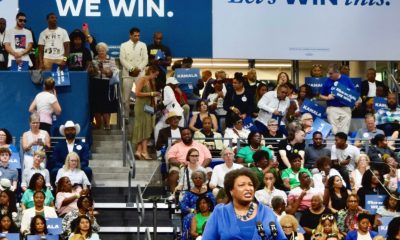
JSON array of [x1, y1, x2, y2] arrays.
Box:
[[144, 104, 155, 114]]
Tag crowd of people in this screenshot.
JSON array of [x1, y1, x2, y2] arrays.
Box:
[[1, 10, 400, 240]]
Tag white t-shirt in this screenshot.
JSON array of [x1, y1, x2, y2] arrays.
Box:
[[255, 187, 288, 207], [4, 28, 33, 67], [34, 92, 57, 124], [210, 163, 243, 188], [38, 27, 70, 60], [357, 232, 372, 240], [368, 81, 377, 97], [331, 144, 360, 172]]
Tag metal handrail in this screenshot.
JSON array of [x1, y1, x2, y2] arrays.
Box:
[[115, 81, 128, 168], [136, 184, 146, 240]]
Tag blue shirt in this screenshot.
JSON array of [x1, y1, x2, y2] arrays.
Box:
[[320, 75, 355, 107], [202, 202, 286, 240]]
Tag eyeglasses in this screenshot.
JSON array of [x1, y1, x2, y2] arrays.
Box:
[[282, 225, 293, 229], [321, 214, 334, 221], [327, 233, 338, 238], [18, 19, 27, 23], [269, 124, 278, 127], [190, 155, 199, 157], [31, 122, 40, 125], [223, 153, 234, 156], [303, 118, 313, 121]]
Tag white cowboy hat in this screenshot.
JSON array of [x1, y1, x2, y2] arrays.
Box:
[[166, 77, 179, 85], [59, 120, 81, 136], [165, 111, 182, 124]]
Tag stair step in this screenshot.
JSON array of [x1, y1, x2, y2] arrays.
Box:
[[91, 187, 165, 202], [91, 167, 131, 173], [92, 153, 123, 160], [94, 172, 130, 180], [92, 135, 124, 141], [90, 161, 125, 168], [92, 140, 124, 148], [92, 145, 123, 152]]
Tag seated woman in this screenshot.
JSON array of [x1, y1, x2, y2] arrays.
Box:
[[189, 100, 218, 133], [278, 128, 305, 169], [263, 119, 285, 145], [0, 214, 19, 233], [194, 116, 223, 153], [175, 149, 207, 193], [313, 156, 345, 193], [349, 154, 370, 193], [21, 173, 54, 209], [300, 195, 332, 240], [301, 113, 314, 140], [324, 176, 350, 214], [281, 153, 312, 190], [62, 195, 100, 238], [223, 114, 250, 148], [190, 196, 214, 240], [271, 196, 287, 221], [179, 170, 215, 240], [20, 191, 57, 234], [22, 112, 51, 170], [311, 213, 343, 240], [382, 155, 400, 192], [337, 194, 365, 235], [56, 152, 91, 192], [345, 213, 378, 240], [28, 215, 48, 237], [68, 215, 100, 240], [255, 171, 287, 207], [21, 150, 51, 192], [0, 148, 18, 191], [376, 193, 400, 218], [56, 176, 87, 217], [0, 190, 20, 227], [0, 128, 17, 152], [236, 131, 273, 167], [280, 214, 305, 240], [357, 168, 388, 209]]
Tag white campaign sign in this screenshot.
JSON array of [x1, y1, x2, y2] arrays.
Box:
[[213, 0, 400, 60]]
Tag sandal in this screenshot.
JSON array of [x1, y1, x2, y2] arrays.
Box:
[[141, 153, 152, 160], [134, 152, 142, 160]]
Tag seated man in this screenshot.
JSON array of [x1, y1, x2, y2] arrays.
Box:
[[354, 113, 384, 148], [0, 147, 18, 191], [304, 131, 331, 169], [375, 93, 400, 136], [49, 120, 92, 183], [193, 116, 224, 156], [209, 148, 242, 196], [167, 128, 212, 193], [155, 111, 183, 151]]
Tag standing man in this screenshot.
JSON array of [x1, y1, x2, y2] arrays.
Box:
[[119, 27, 148, 117], [38, 13, 69, 70], [147, 32, 171, 91], [361, 68, 387, 100], [4, 12, 33, 69], [0, 18, 7, 70], [320, 64, 357, 134]]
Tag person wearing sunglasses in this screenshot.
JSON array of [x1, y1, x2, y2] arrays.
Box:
[[223, 113, 250, 149], [4, 12, 33, 69], [312, 214, 343, 240], [280, 214, 305, 240]]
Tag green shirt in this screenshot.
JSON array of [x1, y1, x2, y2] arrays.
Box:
[[281, 168, 312, 189], [236, 146, 273, 164], [21, 188, 54, 209], [195, 213, 210, 235]]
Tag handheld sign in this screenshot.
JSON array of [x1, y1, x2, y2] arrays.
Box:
[[155, 49, 166, 60], [331, 82, 360, 108], [374, 97, 387, 111], [175, 68, 200, 95], [27, 235, 59, 240], [378, 216, 393, 237], [365, 195, 385, 214], [46, 218, 63, 235], [10, 60, 29, 71], [1, 233, 19, 240], [9, 152, 21, 169], [42, 64, 71, 87], [300, 99, 326, 118], [308, 117, 332, 139], [305, 77, 327, 95]]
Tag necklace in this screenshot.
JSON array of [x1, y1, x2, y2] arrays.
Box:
[[250, 145, 260, 151], [236, 202, 255, 221]]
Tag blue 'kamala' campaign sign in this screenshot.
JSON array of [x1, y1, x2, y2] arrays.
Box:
[[305, 77, 327, 95], [300, 99, 326, 118], [374, 97, 387, 111], [378, 216, 393, 237], [365, 195, 385, 214], [27, 235, 59, 240], [9, 152, 21, 169], [175, 68, 200, 95], [331, 82, 360, 108], [308, 117, 332, 138], [0, 233, 19, 240], [46, 218, 63, 235]]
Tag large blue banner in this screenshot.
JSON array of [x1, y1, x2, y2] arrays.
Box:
[[305, 77, 326, 95], [300, 99, 326, 118], [331, 82, 360, 108], [19, 0, 212, 58]]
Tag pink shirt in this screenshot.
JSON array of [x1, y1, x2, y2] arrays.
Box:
[[167, 141, 212, 166], [55, 192, 78, 216], [288, 187, 321, 211]]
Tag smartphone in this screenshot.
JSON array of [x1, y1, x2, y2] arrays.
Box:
[[82, 23, 89, 32]]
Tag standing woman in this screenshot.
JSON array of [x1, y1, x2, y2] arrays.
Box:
[[88, 42, 119, 130], [132, 65, 160, 160], [223, 72, 254, 127], [202, 168, 286, 239], [276, 72, 291, 88], [29, 77, 62, 135], [0, 128, 17, 152]]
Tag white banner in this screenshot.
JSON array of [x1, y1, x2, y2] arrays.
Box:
[[213, 0, 400, 60]]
